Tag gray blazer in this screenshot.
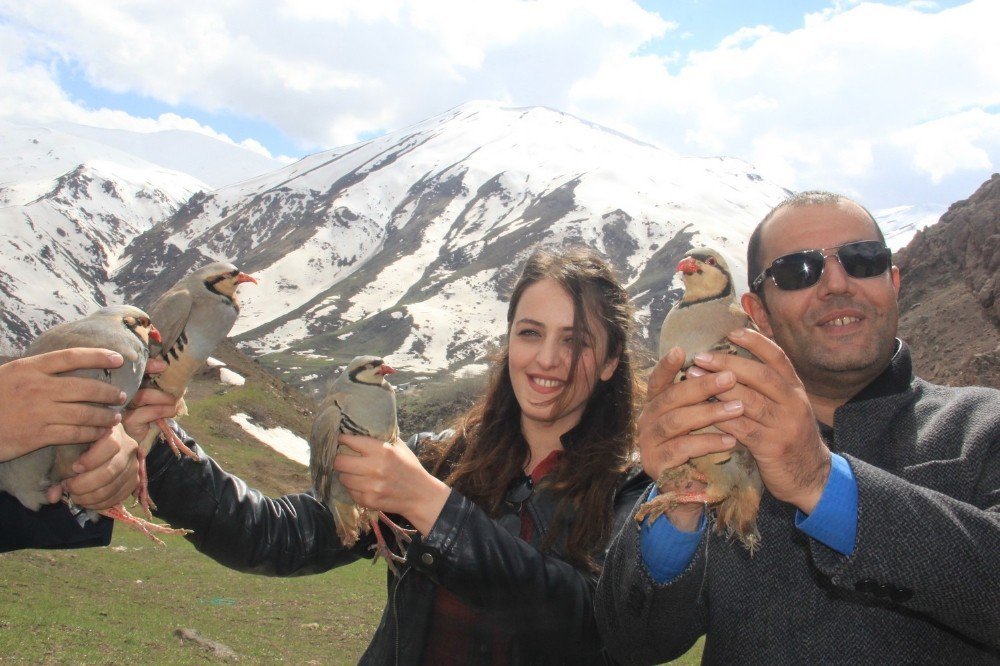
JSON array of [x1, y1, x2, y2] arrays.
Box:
[[595, 343, 1000, 665]]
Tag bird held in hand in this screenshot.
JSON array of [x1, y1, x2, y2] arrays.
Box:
[[0, 305, 190, 544], [310, 356, 415, 572], [142, 261, 257, 458], [636, 248, 764, 553]]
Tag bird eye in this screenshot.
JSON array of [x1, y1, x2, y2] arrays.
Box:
[[706, 257, 717, 266]]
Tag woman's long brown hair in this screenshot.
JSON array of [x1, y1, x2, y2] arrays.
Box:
[[421, 247, 638, 573]]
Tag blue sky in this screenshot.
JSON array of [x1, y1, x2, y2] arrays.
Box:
[[1, 0, 997, 211]]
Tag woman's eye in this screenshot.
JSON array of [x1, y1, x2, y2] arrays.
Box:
[[517, 328, 541, 338]]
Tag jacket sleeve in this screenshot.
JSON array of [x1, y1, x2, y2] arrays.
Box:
[[145, 425, 370, 576], [0, 492, 113, 552], [404, 468, 651, 662], [808, 451, 1000, 649], [594, 484, 709, 665]]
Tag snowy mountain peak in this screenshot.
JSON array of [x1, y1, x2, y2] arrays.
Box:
[[109, 102, 789, 389]]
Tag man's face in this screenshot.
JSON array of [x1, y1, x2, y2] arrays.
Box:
[[744, 202, 900, 398]]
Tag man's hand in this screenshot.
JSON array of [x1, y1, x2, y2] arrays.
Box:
[[56, 424, 140, 511], [690, 328, 831, 514], [0, 349, 126, 462], [122, 357, 179, 443], [637, 346, 744, 529]]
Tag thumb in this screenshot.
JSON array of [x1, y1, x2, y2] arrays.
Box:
[[46, 483, 64, 504]]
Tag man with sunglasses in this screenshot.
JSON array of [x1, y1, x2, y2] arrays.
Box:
[[596, 191, 1000, 664]]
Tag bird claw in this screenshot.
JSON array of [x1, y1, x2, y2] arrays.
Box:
[[363, 511, 414, 576], [157, 419, 201, 461], [100, 504, 192, 547]]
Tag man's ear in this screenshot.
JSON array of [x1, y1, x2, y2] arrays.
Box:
[[741, 292, 773, 338]]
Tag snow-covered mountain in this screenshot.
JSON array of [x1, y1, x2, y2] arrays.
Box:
[[0, 119, 294, 352], [113, 103, 791, 386], [46, 122, 286, 189], [0, 121, 208, 349], [874, 204, 945, 251]]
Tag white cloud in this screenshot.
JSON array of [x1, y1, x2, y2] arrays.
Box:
[[0, 0, 997, 207], [891, 109, 1000, 183], [569, 0, 1000, 206]]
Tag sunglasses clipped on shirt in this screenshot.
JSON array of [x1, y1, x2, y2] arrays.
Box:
[[750, 240, 892, 293]]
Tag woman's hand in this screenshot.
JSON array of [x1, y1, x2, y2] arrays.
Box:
[[333, 434, 452, 536]]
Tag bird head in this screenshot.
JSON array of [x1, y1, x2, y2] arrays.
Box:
[[345, 355, 396, 387], [99, 305, 161, 346], [194, 262, 258, 306], [676, 248, 734, 303]]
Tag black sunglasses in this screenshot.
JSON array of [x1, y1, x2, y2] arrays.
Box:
[[751, 240, 891, 293]]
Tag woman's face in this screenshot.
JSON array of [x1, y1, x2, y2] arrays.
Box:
[[508, 278, 619, 437]]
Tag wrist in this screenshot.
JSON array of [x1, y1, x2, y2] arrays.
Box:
[[791, 449, 832, 515], [406, 478, 452, 536]]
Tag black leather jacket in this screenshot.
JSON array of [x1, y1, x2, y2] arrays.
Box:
[[146, 425, 650, 665]]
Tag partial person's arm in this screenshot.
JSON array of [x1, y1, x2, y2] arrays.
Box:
[[145, 425, 369, 575], [808, 391, 1000, 650]]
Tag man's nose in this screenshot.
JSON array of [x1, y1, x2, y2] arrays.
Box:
[[816, 254, 851, 295]]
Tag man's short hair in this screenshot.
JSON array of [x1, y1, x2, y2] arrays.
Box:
[[747, 191, 887, 295]]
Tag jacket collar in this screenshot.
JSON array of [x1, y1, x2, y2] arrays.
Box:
[[848, 338, 912, 404]]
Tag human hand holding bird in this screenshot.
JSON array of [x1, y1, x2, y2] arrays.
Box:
[[58, 424, 140, 510], [681, 328, 832, 516], [0, 305, 190, 544], [333, 432, 450, 539], [310, 356, 426, 572], [0, 348, 127, 462], [636, 248, 764, 552]]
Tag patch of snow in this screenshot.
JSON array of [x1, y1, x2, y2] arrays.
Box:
[[219, 368, 245, 385], [231, 413, 309, 467]]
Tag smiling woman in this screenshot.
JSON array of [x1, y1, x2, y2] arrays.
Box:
[[137, 246, 651, 665]]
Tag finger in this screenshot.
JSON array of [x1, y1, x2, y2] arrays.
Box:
[[33, 348, 124, 374], [641, 432, 737, 479], [71, 436, 117, 473], [647, 347, 685, 399], [122, 405, 178, 441], [68, 462, 137, 510], [51, 377, 126, 407], [337, 433, 380, 454], [726, 328, 801, 385], [640, 397, 744, 451], [332, 452, 370, 475], [46, 484, 63, 504], [639, 369, 737, 432], [690, 349, 798, 407], [50, 403, 121, 429], [41, 425, 113, 447], [145, 357, 168, 374], [128, 387, 180, 409]]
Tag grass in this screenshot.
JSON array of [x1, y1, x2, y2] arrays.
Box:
[[0, 528, 386, 664], [0, 350, 703, 664]]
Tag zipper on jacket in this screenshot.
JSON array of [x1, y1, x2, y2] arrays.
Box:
[[392, 566, 410, 665]]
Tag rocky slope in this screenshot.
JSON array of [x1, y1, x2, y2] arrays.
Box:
[[897, 173, 1000, 388]]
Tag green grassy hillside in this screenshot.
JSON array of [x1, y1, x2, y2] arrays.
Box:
[[0, 342, 702, 664]]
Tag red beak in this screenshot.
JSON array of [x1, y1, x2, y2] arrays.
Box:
[[149, 326, 162, 344], [236, 272, 258, 285], [676, 256, 700, 274], [379, 364, 397, 376]]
